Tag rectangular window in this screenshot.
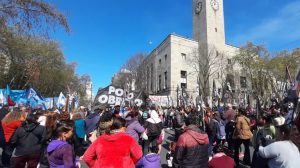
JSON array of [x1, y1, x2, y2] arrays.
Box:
[[158, 75, 162, 91], [240, 76, 247, 88], [181, 71, 187, 78], [181, 53, 186, 60], [165, 54, 167, 61], [164, 71, 167, 89], [181, 83, 187, 89], [159, 59, 161, 65], [228, 59, 232, 64]]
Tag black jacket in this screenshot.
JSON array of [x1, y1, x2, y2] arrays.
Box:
[[10, 122, 46, 156], [0, 107, 9, 147]]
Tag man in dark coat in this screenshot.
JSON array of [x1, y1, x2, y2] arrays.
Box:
[[173, 114, 209, 168]]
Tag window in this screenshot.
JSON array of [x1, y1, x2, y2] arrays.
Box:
[[181, 83, 187, 89], [181, 53, 186, 60], [164, 71, 168, 89], [240, 76, 247, 88], [215, 28, 218, 32], [158, 75, 162, 91], [181, 71, 187, 78], [216, 51, 219, 57], [165, 54, 167, 61], [228, 59, 232, 64], [159, 59, 161, 65]]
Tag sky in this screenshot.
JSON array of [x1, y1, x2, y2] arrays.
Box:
[[50, 0, 300, 94]]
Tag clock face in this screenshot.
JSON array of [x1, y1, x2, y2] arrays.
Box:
[[211, 0, 219, 11], [195, 1, 202, 14]]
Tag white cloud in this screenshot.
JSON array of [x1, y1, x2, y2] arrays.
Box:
[[232, 1, 300, 50]]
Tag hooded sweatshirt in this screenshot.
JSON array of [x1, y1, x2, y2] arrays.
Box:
[[10, 122, 46, 156], [47, 140, 76, 168], [136, 153, 161, 168], [125, 116, 145, 142], [173, 125, 209, 168], [82, 132, 142, 168], [144, 110, 163, 137]]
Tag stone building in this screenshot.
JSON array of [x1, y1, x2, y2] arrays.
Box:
[[137, 0, 249, 106]]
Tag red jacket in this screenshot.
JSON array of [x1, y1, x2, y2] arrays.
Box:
[[2, 120, 22, 142], [209, 153, 235, 168], [83, 132, 142, 168]]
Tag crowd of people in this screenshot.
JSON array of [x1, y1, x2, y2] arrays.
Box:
[[0, 100, 299, 168]]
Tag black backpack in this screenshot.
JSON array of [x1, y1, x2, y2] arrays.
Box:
[[147, 119, 162, 136]]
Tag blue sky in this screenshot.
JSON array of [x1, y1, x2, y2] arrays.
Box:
[[51, 0, 300, 94]]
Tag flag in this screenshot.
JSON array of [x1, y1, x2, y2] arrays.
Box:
[[0, 90, 4, 105], [27, 88, 44, 101], [6, 85, 15, 106], [57, 92, 66, 108]]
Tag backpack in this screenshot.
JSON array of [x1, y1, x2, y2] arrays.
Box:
[[147, 119, 162, 136], [225, 121, 235, 140]]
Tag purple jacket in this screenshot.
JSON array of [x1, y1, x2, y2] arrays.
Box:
[[47, 140, 77, 168], [136, 153, 161, 168], [126, 117, 145, 142]]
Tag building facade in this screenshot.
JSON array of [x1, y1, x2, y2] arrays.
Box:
[[137, 0, 249, 106]]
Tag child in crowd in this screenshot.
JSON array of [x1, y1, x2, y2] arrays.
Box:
[[166, 142, 176, 168], [208, 145, 235, 168], [136, 146, 161, 168]]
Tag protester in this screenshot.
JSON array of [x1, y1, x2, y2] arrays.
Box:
[[125, 110, 145, 142], [166, 142, 176, 168], [258, 125, 300, 168], [47, 121, 78, 168], [224, 104, 236, 151], [143, 105, 163, 154], [208, 145, 235, 168], [72, 112, 86, 142], [0, 105, 10, 165], [97, 111, 113, 136], [10, 113, 46, 168], [233, 108, 253, 166], [59, 111, 87, 156], [205, 109, 218, 155], [136, 146, 161, 168], [1, 110, 26, 167], [82, 117, 142, 167], [113, 105, 121, 118], [84, 109, 101, 135], [173, 114, 209, 168], [213, 113, 226, 146], [173, 107, 185, 141], [252, 115, 276, 168], [39, 111, 60, 168]]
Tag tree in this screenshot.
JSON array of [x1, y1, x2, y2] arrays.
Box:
[[114, 53, 147, 91], [234, 42, 300, 103], [188, 44, 227, 103], [0, 0, 69, 35], [233, 42, 270, 99]]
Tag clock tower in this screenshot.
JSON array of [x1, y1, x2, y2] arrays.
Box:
[[192, 0, 225, 50]]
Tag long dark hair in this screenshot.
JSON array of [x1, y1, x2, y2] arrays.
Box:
[[106, 117, 126, 135], [53, 121, 74, 139]]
